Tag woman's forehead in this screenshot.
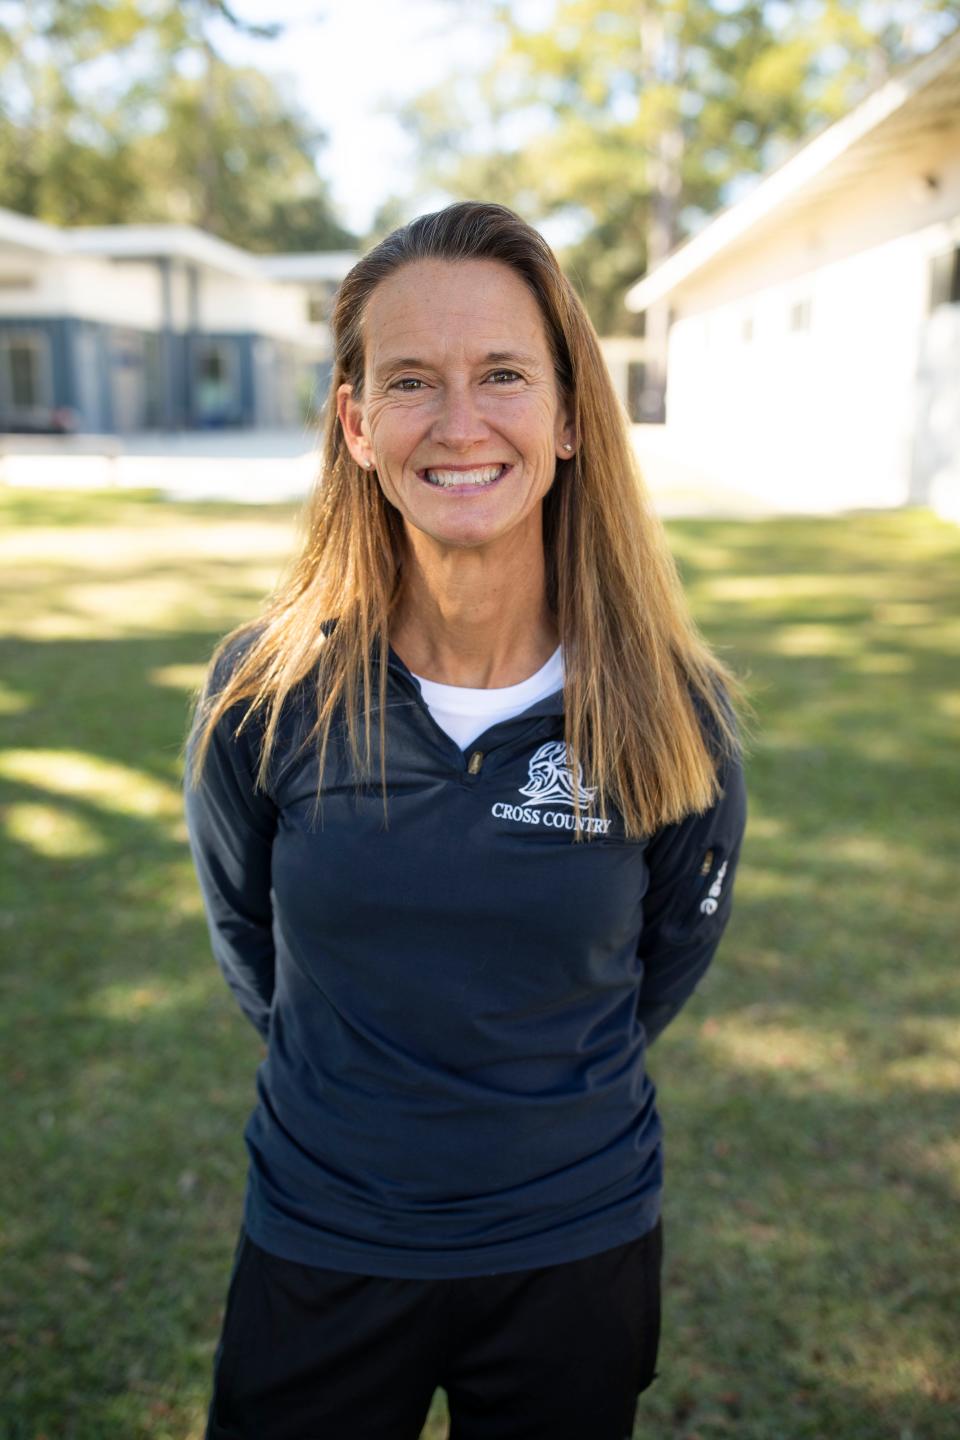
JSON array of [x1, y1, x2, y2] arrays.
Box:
[[362, 258, 552, 367]]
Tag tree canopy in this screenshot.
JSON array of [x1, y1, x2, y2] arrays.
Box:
[[0, 0, 354, 250], [393, 0, 960, 331]]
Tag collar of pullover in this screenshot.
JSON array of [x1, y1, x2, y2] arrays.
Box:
[[380, 642, 566, 721]]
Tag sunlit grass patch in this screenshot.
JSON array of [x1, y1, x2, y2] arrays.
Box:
[[148, 663, 209, 693], [700, 571, 891, 601], [0, 679, 30, 715], [878, 1019, 960, 1094], [769, 621, 863, 656], [3, 801, 106, 859], [0, 564, 289, 641], [933, 689, 960, 718], [93, 982, 180, 1020], [699, 1015, 854, 1083], [0, 492, 298, 642], [870, 599, 939, 626], [851, 649, 915, 673], [91, 971, 212, 1024], [907, 618, 960, 652], [0, 748, 182, 826]]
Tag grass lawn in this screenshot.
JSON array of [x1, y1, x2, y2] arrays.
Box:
[[1, 486, 958, 1440]]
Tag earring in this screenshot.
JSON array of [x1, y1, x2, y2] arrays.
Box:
[[562, 443, 573, 452], [363, 460, 372, 469]]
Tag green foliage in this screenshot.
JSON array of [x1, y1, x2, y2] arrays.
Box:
[[398, 0, 960, 329], [0, 0, 354, 250]]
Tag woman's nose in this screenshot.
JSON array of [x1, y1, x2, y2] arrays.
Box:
[[431, 384, 491, 450]]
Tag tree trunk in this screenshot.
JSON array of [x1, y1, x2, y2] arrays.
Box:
[[638, 8, 684, 423]]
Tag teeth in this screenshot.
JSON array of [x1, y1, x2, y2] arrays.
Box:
[[424, 465, 504, 487]]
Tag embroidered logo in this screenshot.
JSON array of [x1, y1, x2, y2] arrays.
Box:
[[700, 859, 728, 915], [518, 741, 598, 808], [491, 742, 610, 834]]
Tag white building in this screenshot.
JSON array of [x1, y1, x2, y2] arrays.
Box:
[[0, 210, 356, 434], [625, 27, 960, 521]]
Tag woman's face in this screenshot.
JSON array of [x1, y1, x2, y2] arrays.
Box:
[[337, 258, 574, 555]]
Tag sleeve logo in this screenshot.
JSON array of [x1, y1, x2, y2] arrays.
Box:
[[700, 859, 728, 914]]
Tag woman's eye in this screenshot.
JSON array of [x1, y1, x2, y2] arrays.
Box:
[[487, 369, 522, 384], [392, 377, 425, 391]]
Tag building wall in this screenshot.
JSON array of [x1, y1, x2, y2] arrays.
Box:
[[0, 238, 337, 432], [198, 268, 322, 348], [662, 121, 960, 511], [912, 301, 960, 519], [672, 121, 960, 313], [0, 253, 165, 329], [0, 251, 327, 342]]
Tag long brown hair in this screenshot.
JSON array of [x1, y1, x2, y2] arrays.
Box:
[[186, 201, 745, 838]]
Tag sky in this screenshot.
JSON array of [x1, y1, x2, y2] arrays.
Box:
[[213, 0, 500, 237]]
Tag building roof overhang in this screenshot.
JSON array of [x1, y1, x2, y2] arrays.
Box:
[[0, 208, 64, 258], [259, 252, 357, 283], [65, 224, 267, 278], [625, 25, 960, 313], [0, 210, 359, 281]]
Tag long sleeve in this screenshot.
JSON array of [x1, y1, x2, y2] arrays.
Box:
[[184, 681, 279, 1041], [636, 740, 747, 1046]]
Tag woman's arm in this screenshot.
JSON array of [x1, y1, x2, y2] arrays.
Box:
[[636, 745, 747, 1046], [184, 688, 279, 1042]]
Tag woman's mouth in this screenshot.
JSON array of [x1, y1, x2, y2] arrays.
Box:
[[420, 464, 509, 489]]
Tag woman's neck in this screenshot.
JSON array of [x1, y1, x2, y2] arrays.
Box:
[[389, 530, 558, 689]]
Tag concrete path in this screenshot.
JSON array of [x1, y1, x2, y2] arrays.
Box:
[[0, 423, 914, 519], [0, 428, 320, 504]]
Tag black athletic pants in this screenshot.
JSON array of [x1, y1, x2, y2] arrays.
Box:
[[205, 1218, 663, 1440]]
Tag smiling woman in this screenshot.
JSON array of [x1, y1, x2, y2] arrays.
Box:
[[183, 201, 748, 1440], [337, 258, 573, 562], [337, 255, 576, 674]]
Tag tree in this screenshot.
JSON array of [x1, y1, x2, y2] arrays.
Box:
[[397, 0, 960, 376], [0, 0, 354, 250]]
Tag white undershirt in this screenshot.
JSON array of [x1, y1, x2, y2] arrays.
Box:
[[411, 646, 564, 751]]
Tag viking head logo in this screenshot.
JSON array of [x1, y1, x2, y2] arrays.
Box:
[[518, 741, 597, 808]]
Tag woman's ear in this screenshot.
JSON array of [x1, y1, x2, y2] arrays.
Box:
[[336, 384, 374, 469], [555, 409, 576, 459]]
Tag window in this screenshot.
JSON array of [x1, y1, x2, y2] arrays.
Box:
[[0, 331, 52, 417], [10, 342, 39, 407], [929, 247, 960, 311], [193, 339, 239, 424], [199, 347, 225, 384]]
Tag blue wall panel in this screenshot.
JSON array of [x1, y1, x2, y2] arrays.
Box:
[[1, 314, 315, 433]]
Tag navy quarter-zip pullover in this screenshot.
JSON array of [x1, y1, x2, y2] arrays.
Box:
[[184, 637, 747, 1278]]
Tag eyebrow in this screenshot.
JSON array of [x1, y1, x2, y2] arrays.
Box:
[[372, 350, 540, 378]]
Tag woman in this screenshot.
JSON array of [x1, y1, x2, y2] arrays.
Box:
[[184, 200, 747, 1440]]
